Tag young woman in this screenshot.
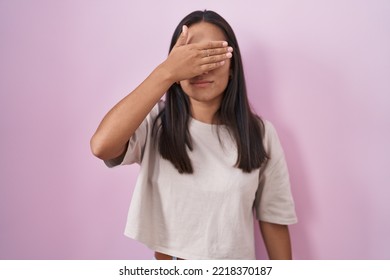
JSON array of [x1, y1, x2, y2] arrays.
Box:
[[90, 10, 297, 260]]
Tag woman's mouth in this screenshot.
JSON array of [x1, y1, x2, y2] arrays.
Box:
[[190, 80, 213, 88]]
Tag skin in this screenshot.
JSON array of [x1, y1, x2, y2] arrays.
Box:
[[91, 22, 293, 260], [260, 221, 293, 259]]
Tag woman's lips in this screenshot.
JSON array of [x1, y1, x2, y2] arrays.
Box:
[[190, 80, 213, 88]]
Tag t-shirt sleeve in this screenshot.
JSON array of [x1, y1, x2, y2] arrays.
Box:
[[254, 120, 298, 225], [104, 101, 163, 167]]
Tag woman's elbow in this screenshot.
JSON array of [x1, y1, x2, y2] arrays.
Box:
[[90, 134, 109, 160], [90, 134, 126, 161]]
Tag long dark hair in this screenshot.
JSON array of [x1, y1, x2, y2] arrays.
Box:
[[154, 10, 268, 174]]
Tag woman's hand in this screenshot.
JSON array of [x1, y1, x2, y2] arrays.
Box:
[[160, 25, 233, 83]]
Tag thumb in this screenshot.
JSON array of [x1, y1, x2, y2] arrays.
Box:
[[175, 25, 188, 47]]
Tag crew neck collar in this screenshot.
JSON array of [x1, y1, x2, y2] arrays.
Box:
[[190, 117, 223, 127]]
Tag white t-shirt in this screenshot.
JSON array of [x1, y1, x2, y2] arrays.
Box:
[[106, 101, 297, 259]]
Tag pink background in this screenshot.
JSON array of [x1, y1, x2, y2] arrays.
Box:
[[1, 0, 389, 259]]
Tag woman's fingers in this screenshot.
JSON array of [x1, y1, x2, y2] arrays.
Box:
[[195, 41, 229, 50], [199, 60, 227, 73], [202, 52, 232, 64], [174, 25, 188, 47], [189, 44, 233, 76], [201, 46, 233, 58]]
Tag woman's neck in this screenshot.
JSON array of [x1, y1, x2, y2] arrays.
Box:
[[189, 99, 221, 124]]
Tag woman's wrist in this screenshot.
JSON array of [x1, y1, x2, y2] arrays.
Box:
[[155, 62, 177, 87]]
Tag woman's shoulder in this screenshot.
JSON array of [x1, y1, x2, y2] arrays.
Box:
[[261, 118, 279, 147], [154, 99, 166, 113], [260, 119, 286, 158], [147, 100, 166, 120], [262, 119, 276, 136], [254, 117, 277, 140]]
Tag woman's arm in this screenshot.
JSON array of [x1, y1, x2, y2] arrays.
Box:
[[90, 64, 173, 161], [90, 26, 232, 161], [259, 221, 293, 260]]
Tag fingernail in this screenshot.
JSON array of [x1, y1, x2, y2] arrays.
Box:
[[222, 41, 228, 47], [226, 52, 232, 58], [227, 47, 233, 52], [220, 60, 226, 65]]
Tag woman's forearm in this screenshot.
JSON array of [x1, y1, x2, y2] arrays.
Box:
[[90, 65, 173, 161], [259, 221, 293, 260]]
